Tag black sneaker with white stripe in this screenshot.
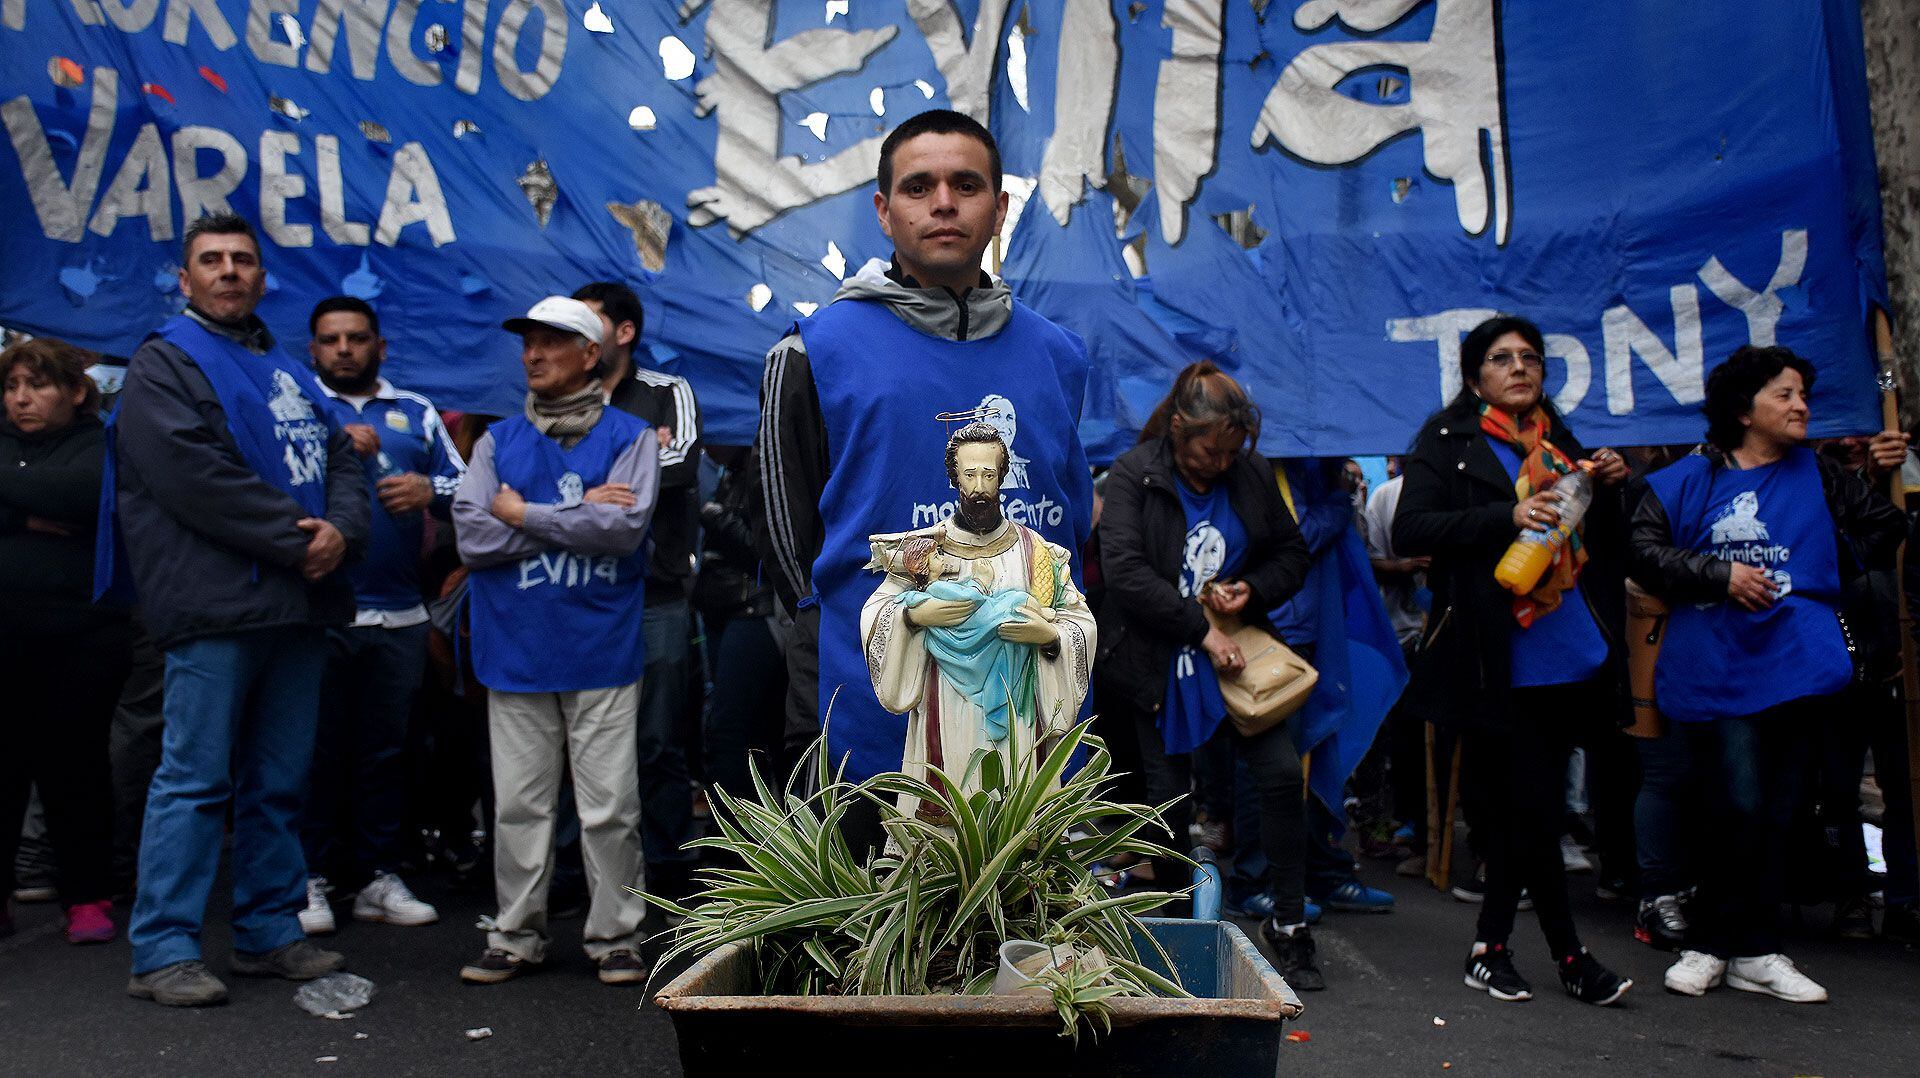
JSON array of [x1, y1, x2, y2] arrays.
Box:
[[1558, 948, 1632, 1005], [1464, 942, 1533, 1001]]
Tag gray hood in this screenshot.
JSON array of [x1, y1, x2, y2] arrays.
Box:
[[828, 258, 1012, 341]]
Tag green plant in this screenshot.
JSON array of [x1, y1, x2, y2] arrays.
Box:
[[644, 720, 1192, 1038]]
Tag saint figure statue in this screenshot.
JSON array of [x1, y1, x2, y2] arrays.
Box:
[[860, 422, 1096, 822]]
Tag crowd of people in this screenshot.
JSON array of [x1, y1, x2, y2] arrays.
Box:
[[2, 109, 1915, 1021]]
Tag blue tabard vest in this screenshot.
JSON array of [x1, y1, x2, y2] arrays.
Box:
[[1160, 476, 1247, 755], [1645, 448, 1850, 722], [803, 298, 1094, 782], [95, 315, 336, 600], [467, 411, 651, 693]]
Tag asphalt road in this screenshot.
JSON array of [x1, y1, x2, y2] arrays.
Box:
[[4, 856, 1917, 1077]]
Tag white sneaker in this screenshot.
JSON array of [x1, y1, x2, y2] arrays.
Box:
[[299, 876, 336, 935], [353, 871, 439, 926], [1726, 953, 1828, 1003], [1662, 949, 1725, 995], [1560, 836, 1594, 873]]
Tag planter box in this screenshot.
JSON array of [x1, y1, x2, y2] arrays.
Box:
[[653, 918, 1303, 1077]]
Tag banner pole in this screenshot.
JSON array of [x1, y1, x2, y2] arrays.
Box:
[[1872, 308, 1920, 878]]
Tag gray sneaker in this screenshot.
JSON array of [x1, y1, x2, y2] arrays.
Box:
[[230, 939, 347, 980], [127, 960, 230, 1006]]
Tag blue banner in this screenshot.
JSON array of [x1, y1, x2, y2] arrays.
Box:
[[0, 1, 1889, 458]]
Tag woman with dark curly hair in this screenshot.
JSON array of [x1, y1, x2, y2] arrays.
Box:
[[1630, 345, 1906, 1004], [1394, 314, 1635, 1006]]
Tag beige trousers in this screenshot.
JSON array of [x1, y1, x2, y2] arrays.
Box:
[[486, 683, 647, 961]]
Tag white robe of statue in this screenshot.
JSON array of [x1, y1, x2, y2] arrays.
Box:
[[860, 518, 1096, 823]]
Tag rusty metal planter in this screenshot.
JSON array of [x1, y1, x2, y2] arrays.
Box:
[[652, 918, 1302, 1077]]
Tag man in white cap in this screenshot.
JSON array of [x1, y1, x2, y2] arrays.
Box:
[[452, 296, 659, 986]]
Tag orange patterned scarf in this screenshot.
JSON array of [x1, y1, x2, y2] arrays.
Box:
[[1479, 402, 1586, 628]]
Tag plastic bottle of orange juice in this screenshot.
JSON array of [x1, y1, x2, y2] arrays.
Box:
[[1495, 464, 1595, 595]]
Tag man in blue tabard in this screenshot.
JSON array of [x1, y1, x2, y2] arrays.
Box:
[[297, 296, 465, 936], [754, 110, 1094, 837], [116, 214, 370, 1006], [453, 296, 658, 987]]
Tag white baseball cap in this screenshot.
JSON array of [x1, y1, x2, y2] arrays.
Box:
[[503, 296, 605, 343]]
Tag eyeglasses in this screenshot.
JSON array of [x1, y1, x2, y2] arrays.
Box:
[[1485, 350, 1545, 372]]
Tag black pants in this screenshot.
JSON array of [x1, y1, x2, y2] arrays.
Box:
[[703, 613, 788, 800], [0, 619, 133, 906], [1461, 682, 1587, 958], [1692, 696, 1819, 958], [109, 624, 165, 891], [1118, 693, 1307, 925], [302, 623, 428, 885]]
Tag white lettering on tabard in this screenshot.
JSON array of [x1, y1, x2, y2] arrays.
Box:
[[516, 552, 622, 590]]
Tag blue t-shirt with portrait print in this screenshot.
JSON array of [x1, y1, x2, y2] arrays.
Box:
[[1160, 475, 1249, 755], [1488, 439, 1609, 689]]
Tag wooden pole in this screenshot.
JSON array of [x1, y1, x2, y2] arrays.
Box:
[[1872, 308, 1920, 876]]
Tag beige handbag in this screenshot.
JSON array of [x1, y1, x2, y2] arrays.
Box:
[[1203, 606, 1320, 736]]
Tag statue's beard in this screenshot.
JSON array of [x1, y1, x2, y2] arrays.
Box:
[[955, 492, 1003, 534]]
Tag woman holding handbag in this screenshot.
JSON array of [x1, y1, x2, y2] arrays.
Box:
[[1092, 361, 1314, 984], [1629, 345, 1905, 1003], [1394, 314, 1636, 1006]]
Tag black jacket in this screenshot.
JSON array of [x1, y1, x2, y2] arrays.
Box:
[[1392, 397, 1628, 731], [0, 414, 123, 635], [608, 365, 701, 596], [114, 314, 369, 650], [1093, 437, 1311, 713], [1628, 447, 1906, 678]]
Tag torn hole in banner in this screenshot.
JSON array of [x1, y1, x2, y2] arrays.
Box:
[[1212, 206, 1267, 249], [453, 119, 481, 139], [747, 284, 772, 312], [825, 1, 848, 24], [342, 253, 384, 300], [1105, 136, 1152, 241], [870, 87, 885, 117], [799, 112, 829, 142], [584, 2, 614, 34], [48, 57, 83, 88], [793, 301, 819, 317], [518, 160, 558, 226], [425, 25, 450, 53], [821, 241, 846, 279], [360, 121, 392, 144], [1006, 18, 1030, 112], [269, 95, 309, 121], [628, 106, 657, 131], [607, 200, 671, 272], [1391, 177, 1413, 204], [660, 37, 696, 81], [278, 13, 306, 50], [915, 79, 935, 99]]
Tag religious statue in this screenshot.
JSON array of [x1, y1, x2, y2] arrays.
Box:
[[861, 422, 1096, 823]]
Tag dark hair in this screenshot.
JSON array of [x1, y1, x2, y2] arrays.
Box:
[[1703, 345, 1818, 452], [308, 295, 380, 337], [1458, 314, 1546, 396], [944, 421, 1011, 486], [0, 337, 102, 417], [181, 212, 259, 263], [1138, 360, 1261, 448], [572, 281, 644, 341], [877, 109, 1002, 197]]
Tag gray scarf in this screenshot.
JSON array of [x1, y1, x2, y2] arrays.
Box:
[[525, 385, 604, 448]]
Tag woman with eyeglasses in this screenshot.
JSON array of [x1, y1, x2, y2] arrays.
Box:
[[1629, 346, 1905, 1003], [1393, 314, 1635, 1006]]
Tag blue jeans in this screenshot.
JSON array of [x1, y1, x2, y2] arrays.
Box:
[[637, 598, 695, 866], [301, 623, 427, 884], [1692, 697, 1818, 958], [1634, 719, 1703, 897], [130, 627, 326, 974]]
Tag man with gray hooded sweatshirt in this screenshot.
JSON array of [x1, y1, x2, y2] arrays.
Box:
[[753, 111, 1094, 842]]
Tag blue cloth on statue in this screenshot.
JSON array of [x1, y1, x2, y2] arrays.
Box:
[[895, 579, 1036, 743]]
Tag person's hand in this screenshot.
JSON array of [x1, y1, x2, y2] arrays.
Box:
[[1726, 561, 1778, 611], [656, 427, 674, 451], [343, 423, 381, 458], [905, 596, 978, 628], [1201, 580, 1251, 617], [1202, 626, 1244, 675], [997, 602, 1061, 646], [584, 482, 637, 508], [490, 484, 528, 528], [1512, 488, 1562, 532], [296, 517, 345, 581], [24, 516, 76, 537], [1586, 448, 1629, 486], [1868, 430, 1910, 477], [375, 473, 433, 515], [1401, 555, 1433, 572]]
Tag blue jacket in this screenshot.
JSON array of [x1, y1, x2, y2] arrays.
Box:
[[317, 379, 464, 612]]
